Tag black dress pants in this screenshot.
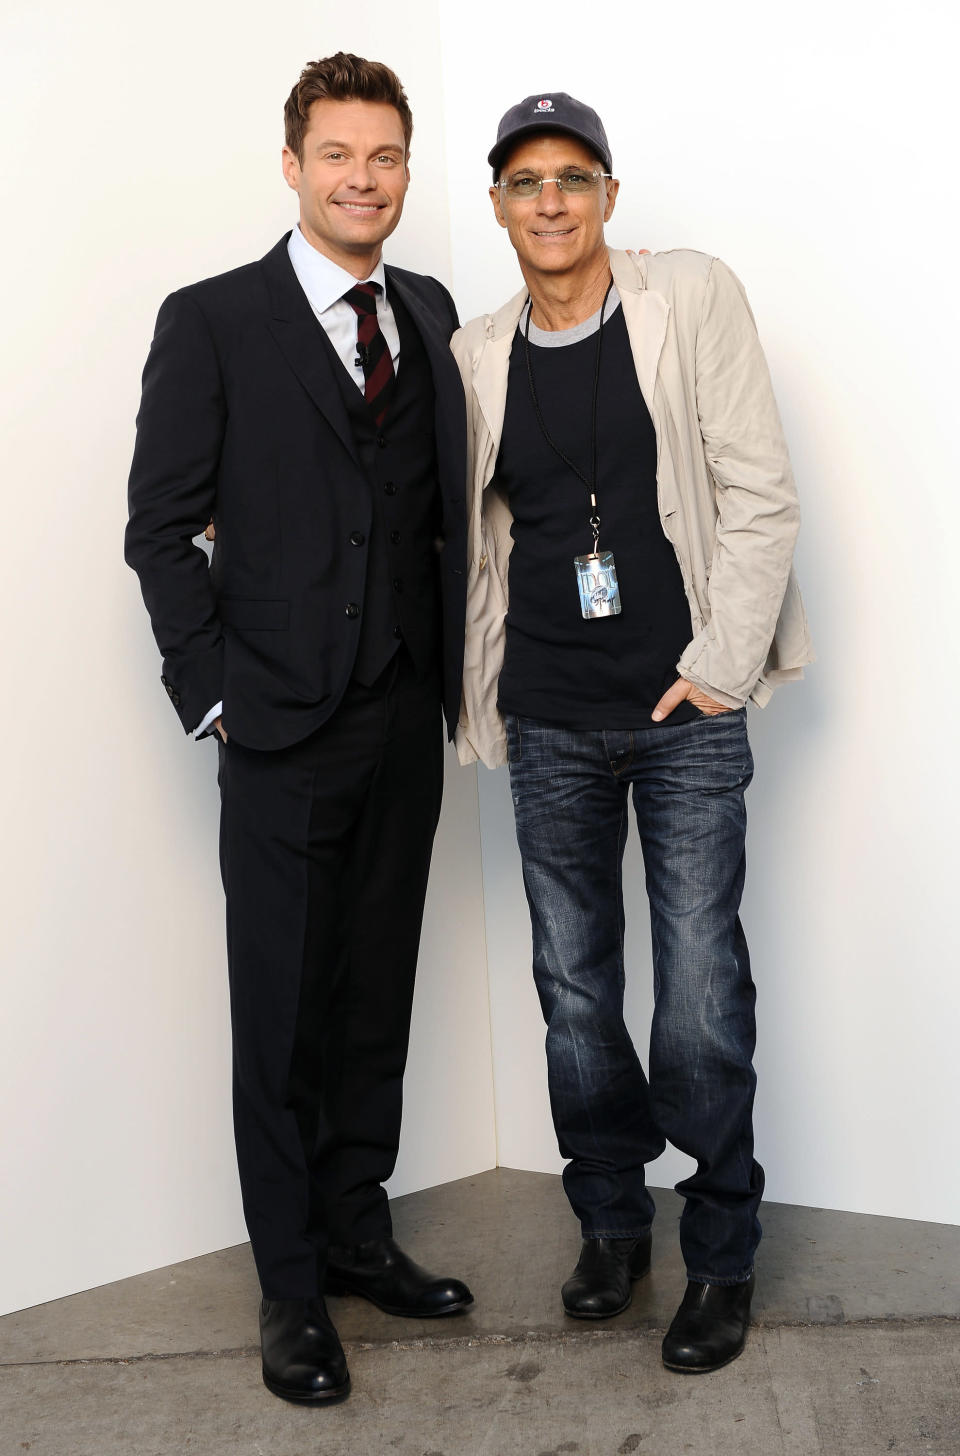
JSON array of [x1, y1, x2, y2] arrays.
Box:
[[217, 652, 444, 1298]]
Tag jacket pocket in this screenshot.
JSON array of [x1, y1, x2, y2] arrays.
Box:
[[218, 596, 289, 630]]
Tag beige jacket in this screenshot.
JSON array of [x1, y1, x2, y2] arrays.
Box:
[[452, 247, 814, 769]]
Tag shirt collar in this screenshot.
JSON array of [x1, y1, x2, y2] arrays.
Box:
[[287, 224, 387, 315]]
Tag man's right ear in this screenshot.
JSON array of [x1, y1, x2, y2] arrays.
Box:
[[281, 147, 301, 192], [489, 185, 508, 229]]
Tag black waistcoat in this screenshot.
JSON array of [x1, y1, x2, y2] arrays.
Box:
[[323, 291, 443, 685]]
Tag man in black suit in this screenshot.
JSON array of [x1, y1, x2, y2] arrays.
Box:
[[125, 52, 471, 1406]]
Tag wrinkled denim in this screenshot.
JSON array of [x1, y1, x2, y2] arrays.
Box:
[[505, 708, 763, 1285]]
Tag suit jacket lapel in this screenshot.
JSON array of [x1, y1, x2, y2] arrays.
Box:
[[386, 268, 467, 496], [260, 236, 359, 465], [385, 268, 454, 387]]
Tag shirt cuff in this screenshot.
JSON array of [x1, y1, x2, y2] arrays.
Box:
[[194, 702, 223, 739]]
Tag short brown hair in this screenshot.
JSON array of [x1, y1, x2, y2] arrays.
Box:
[[284, 52, 413, 163]]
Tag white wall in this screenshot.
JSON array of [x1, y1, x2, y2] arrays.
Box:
[[440, 0, 960, 1224], [3, 0, 957, 1320], [0, 0, 495, 1318]]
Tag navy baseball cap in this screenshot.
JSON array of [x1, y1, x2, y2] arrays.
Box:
[[488, 93, 612, 180]]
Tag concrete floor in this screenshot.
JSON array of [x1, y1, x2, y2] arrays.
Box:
[[2, 1169, 958, 1454]]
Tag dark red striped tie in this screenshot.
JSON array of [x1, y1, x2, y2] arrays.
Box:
[[343, 282, 395, 425]]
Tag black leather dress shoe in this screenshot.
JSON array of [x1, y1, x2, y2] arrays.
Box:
[[325, 1237, 473, 1317], [561, 1233, 652, 1318], [661, 1273, 755, 1372], [259, 1297, 350, 1404]]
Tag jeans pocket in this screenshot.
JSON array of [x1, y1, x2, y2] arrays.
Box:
[[504, 713, 522, 763], [695, 705, 744, 721]]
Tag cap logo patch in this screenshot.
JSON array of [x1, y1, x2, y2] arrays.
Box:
[[535, 98, 555, 112]]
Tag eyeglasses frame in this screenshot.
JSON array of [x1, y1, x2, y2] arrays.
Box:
[[495, 167, 614, 199]]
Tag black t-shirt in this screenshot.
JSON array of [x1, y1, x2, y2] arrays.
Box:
[[495, 301, 698, 729]]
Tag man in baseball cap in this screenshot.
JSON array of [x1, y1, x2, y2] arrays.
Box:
[[452, 93, 812, 1374]]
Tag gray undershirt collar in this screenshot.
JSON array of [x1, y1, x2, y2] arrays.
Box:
[[520, 287, 622, 347]]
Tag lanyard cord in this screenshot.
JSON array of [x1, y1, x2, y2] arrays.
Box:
[[523, 274, 616, 551]]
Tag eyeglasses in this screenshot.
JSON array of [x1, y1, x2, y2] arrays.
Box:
[[496, 167, 613, 200]]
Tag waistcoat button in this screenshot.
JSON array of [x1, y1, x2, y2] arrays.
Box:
[[345, 602, 360, 619], [349, 531, 365, 546]]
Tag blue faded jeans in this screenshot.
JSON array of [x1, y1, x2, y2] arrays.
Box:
[[504, 708, 763, 1285]]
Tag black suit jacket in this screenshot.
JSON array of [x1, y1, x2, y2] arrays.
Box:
[[125, 234, 467, 751]]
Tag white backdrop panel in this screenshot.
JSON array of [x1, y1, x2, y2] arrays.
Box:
[[0, 0, 495, 1317], [2, 0, 957, 1320], [441, 0, 960, 1224]]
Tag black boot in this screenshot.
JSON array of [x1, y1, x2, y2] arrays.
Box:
[[661, 1273, 755, 1372], [325, 1237, 473, 1317], [259, 1297, 350, 1404], [561, 1233, 653, 1319]]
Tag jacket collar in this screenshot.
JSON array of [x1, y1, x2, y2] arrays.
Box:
[[260, 234, 359, 463], [386, 267, 467, 500], [385, 266, 454, 386], [472, 248, 670, 439], [259, 238, 464, 478], [610, 249, 670, 415]]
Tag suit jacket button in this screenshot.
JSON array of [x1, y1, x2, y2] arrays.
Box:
[[345, 602, 360, 619], [393, 625, 402, 639], [377, 435, 387, 448], [390, 530, 401, 545], [392, 577, 403, 592], [384, 481, 397, 495], [350, 531, 365, 546], [172, 693, 181, 707]]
